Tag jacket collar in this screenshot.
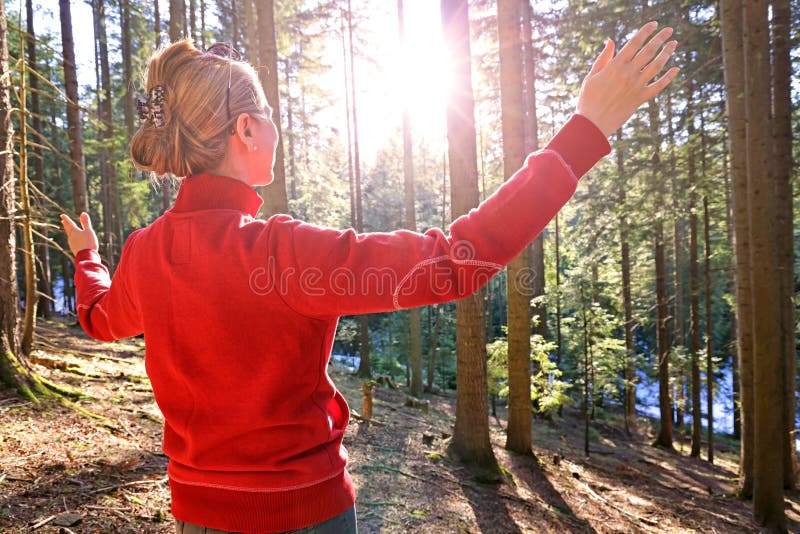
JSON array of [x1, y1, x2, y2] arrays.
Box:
[[170, 173, 264, 217]]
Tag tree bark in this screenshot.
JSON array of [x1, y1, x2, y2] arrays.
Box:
[[720, 0, 754, 499], [743, 0, 785, 527], [0, 0, 22, 388], [231, 0, 239, 50], [723, 142, 740, 440], [155, 0, 162, 47], [426, 305, 442, 392], [703, 194, 713, 463], [770, 0, 796, 491], [582, 283, 590, 457], [650, 99, 672, 450], [441, 0, 497, 469], [25, 0, 52, 320], [700, 107, 714, 464], [93, 0, 123, 271], [255, 0, 288, 216], [58, 0, 89, 215], [521, 0, 544, 342], [169, 0, 185, 41], [340, 12, 354, 230], [617, 130, 636, 433], [189, 0, 197, 42], [17, 4, 37, 357], [120, 0, 134, 140], [687, 80, 701, 459], [244, 0, 256, 64], [397, 0, 423, 398], [163, 0, 185, 212], [498, 0, 531, 455]]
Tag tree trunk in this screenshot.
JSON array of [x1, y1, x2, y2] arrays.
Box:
[[59, 0, 89, 215], [744, 0, 785, 527], [704, 194, 714, 463], [396, 0, 422, 398], [25, 0, 52, 321], [498, 0, 531, 455], [0, 0, 14, 350], [687, 80, 701, 459], [200, 0, 206, 48], [617, 131, 636, 433], [340, 12, 354, 230], [720, 0, 754, 499], [155, 0, 162, 47], [0, 0, 38, 399], [92, 0, 122, 271], [441, 0, 497, 470], [17, 15, 37, 357], [231, 0, 239, 50], [650, 99, 672, 450], [284, 58, 296, 203], [771, 0, 797, 491], [164, 0, 185, 212], [668, 93, 683, 353], [723, 142, 740, 440], [522, 0, 544, 342], [255, 0, 288, 216], [244, 0, 256, 64], [342, 0, 370, 379], [49, 72, 73, 314], [169, 0, 185, 41], [582, 284, 590, 457], [120, 0, 134, 140], [700, 107, 714, 464], [189, 0, 197, 42], [555, 213, 561, 371], [426, 305, 442, 391]]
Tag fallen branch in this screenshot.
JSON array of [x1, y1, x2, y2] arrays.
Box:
[[371, 463, 460, 496], [33, 338, 140, 365], [30, 514, 56, 530], [89, 476, 168, 495], [349, 410, 386, 427], [579, 481, 658, 527]]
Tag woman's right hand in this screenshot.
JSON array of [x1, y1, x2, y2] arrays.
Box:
[[60, 212, 99, 256], [576, 21, 679, 138]]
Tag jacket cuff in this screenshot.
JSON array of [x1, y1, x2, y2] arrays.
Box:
[[74, 248, 102, 264], [544, 114, 611, 179]]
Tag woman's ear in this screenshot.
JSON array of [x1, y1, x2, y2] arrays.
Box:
[[234, 113, 252, 145]]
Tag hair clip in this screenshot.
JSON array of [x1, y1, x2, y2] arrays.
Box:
[[137, 85, 166, 128]]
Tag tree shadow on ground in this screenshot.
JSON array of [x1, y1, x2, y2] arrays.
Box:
[[503, 451, 600, 533], [0, 449, 169, 529], [451, 463, 525, 534]]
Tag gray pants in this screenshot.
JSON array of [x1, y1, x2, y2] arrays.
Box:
[[174, 505, 357, 534]]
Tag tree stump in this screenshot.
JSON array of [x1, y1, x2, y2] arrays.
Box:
[[362, 380, 373, 420]]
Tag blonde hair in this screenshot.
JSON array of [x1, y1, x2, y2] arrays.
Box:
[[130, 39, 268, 178]]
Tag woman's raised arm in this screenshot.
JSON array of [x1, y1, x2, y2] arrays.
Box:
[[260, 23, 679, 319]]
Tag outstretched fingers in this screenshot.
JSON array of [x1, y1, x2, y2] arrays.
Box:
[[640, 40, 678, 83], [79, 212, 93, 231], [645, 67, 681, 100], [60, 214, 80, 235], [588, 39, 615, 76], [631, 27, 674, 70], [616, 21, 659, 62]]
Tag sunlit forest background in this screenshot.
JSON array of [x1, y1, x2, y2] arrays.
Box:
[[0, 0, 798, 531]]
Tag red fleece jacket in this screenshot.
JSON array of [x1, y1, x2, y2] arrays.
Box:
[[73, 114, 610, 533]]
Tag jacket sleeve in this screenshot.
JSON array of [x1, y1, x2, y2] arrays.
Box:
[[73, 229, 144, 341], [263, 114, 611, 319]]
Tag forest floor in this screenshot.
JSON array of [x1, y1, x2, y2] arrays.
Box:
[[1, 316, 799, 533]]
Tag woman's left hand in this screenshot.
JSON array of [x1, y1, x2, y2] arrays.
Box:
[[60, 212, 99, 255], [576, 21, 679, 137]]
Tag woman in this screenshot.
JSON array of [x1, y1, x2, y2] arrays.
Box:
[[60, 21, 677, 534]]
